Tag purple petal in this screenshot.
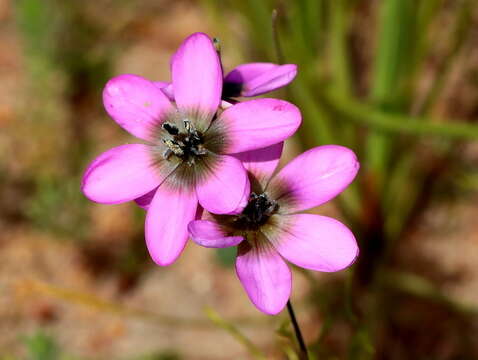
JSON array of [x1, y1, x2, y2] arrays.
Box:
[[81, 144, 166, 204], [196, 155, 250, 215], [134, 188, 157, 210], [268, 145, 359, 213], [171, 32, 222, 129], [145, 186, 197, 266], [225, 63, 276, 84], [233, 142, 283, 190], [103, 74, 174, 141], [273, 214, 358, 272], [224, 63, 297, 97], [218, 99, 301, 154], [236, 243, 291, 315], [188, 220, 243, 248], [153, 81, 174, 101]]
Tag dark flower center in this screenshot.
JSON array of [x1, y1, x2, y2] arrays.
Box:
[[236, 192, 279, 230], [222, 81, 243, 99], [161, 120, 207, 165]]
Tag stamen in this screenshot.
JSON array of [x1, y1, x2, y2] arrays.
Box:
[[237, 192, 278, 229], [161, 119, 207, 164], [162, 122, 179, 135]]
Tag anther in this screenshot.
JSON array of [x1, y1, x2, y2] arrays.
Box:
[[162, 122, 179, 135]]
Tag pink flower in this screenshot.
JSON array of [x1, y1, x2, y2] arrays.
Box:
[[187, 143, 360, 314], [81, 33, 301, 266], [156, 62, 297, 100]]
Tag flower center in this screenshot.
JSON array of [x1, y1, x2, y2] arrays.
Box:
[[237, 192, 279, 230], [161, 120, 207, 165]]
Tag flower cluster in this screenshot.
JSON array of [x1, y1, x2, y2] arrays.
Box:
[[82, 32, 359, 315]]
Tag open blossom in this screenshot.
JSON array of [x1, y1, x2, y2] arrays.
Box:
[[81, 32, 301, 266], [188, 143, 360, 314], [157, 62, 297, 100]]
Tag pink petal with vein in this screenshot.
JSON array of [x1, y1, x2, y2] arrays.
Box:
[[188, 220, 243, 248], [225, 63, 297, 97], [145, 186, 197, 266], [269, 145, 359, 213], [274, 214, 358, 272], [171, 32, 222, 128], [196, 155, 249, 215], [218, 99, 301, 154], [103, 74, 174, 141], [81, 144, 164, 204], [236, 244, 291, 315]]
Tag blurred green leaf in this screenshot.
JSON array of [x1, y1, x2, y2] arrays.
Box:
[[324, 90, 478, 140], [23, 332, 59, 360], [133, 351, 181, 360], [214, 247, 236, 267], [204, 307, 267, 360], [366, 0, 418, 188]]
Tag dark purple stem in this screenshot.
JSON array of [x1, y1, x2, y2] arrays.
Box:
[[287, 300, 309, 360]]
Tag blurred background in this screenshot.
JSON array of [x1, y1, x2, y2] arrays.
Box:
[[1, 0, 478, 359]]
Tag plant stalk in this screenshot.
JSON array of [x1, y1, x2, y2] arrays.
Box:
[[287, 300, 309, 360]]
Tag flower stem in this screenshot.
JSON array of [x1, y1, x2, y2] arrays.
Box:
[[286, 300, 309, 360]]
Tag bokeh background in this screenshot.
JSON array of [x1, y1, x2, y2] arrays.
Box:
[[2, 0, 478, 359]]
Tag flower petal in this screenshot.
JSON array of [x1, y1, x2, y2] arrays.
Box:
[[216, 98, 301, 154], [224, 63, 297, 97], [153, 81, 174, 101], [235, 241, 291, 315], [188, 220, 243, 248], [134, 188, 157, 210], [272, 214, 358, 272], [233, 142, 283, 191], [145, 186, 197, 266], [81, 144, 169, 204], [171, 32, 222, 130], [103, 74, 175, 140], [268, 145, 359, 213], [196, 155, 250, 215]]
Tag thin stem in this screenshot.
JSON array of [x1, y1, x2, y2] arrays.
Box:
[[271, 9, 284, 64], [287, 300, 309, 360]]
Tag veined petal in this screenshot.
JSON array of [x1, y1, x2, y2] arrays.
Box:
[[145, 186, 197, 266], [272, 214, 358, 272], [216, 99, 301, 154], [134, 188, 157, 210], [268, 145, 359, 213], [171, 32, 222, 130], [188, 220, 243, 248], [233, 142, 283, 191], [81, 144, 167, 204], [224, 63, 297, 97], [236, 242, 291, 315], [196, 155, 250, 215], [153, 81, 174, 101], [103, 74, 174, 141]]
